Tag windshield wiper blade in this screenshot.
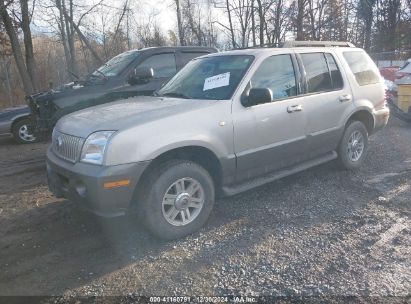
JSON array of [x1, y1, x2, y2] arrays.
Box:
[[160, 92, 190, 99], [94, 69, 107, 78], [67, 69, 79, 80]]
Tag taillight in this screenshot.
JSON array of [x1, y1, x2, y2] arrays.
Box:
[[383, 89, 395, 108]]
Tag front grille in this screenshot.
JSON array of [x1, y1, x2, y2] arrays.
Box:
[[52, 130, 84, 163]]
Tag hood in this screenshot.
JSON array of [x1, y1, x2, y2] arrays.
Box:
[[56, 96, 217, 138], [50, 79, 115, 109]]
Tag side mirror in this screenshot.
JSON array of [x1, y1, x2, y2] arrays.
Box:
[[242, 88, 272, 107], [128, 67, 154, 85]]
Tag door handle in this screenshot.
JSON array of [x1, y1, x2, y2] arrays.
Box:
[[339, 94, 352, 102], [287, 104, 303, 113]]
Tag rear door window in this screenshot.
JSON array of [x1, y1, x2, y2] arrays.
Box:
[[343, 51, 380, 86], [301, 53, 333, 93], [138, 53, 177, 78], [250, 54, 298, 101], [325, 53, 344, 90]]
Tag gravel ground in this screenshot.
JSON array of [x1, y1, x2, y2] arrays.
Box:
[[0, 117, 410, 301]]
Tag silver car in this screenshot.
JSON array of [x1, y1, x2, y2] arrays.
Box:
[[47, 43, 389, 239]]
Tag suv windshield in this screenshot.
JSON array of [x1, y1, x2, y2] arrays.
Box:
[[92, 50, 139, 77], [157, 55, 254, 100]]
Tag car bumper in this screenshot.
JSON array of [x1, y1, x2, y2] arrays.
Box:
[[46, 147, 150, 217], [373, 106, 390, 134]]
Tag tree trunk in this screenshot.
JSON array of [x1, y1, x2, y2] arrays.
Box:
[[0, 0, 34, 95], [226, 0, 236, 48], [64, 0, 77, 75], [251, 0, 256, 46], [175, 0, 185, 45], [56, 0, 72, 75], [3, 59, 13, 106], [20, 0, 37, 91], [296, 0, 305, 40], [256, 0, 264, 45], [69, 0, 77, 74], [364, 15, 372, 50], [274, 0, 282, 44], [62, 9, 103, 64]]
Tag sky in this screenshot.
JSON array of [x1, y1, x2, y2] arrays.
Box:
[[31, 0, 227, 41], [31, 0, 179, 36]]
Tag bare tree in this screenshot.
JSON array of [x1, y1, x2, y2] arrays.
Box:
[[358, 0, 376, 50], [0, 0, 35, 94], [212, 0, 237, 47], [20, 0, 36, 89], [296, 0, 305, 39], [175, 0, 185, 45], [61, 7, 103, 64]]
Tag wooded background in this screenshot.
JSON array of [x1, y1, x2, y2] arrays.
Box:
[[0, 0, 410, 108]]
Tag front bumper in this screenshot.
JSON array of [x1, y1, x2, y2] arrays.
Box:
[[47, 147, 150, 217], [373, 106, 390, 134]]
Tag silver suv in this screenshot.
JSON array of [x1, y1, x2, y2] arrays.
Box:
[[47, 43, 389, 239]]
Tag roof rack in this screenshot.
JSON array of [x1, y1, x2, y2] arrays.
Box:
[[232, 40, 355, 51], [233, 43, 280, 50], [282, 41, 355, 48]]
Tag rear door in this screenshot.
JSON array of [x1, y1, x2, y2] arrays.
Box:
[[296, 51, 354, 157]]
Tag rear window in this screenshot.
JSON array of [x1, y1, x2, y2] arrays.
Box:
[[325, 53, 343, 90], [343, 51, 380, 86]]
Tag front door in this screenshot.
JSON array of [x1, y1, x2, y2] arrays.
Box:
[[127, 53, 177, 95], [232, 53, 307, 183]]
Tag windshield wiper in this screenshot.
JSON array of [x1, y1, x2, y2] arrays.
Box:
[[67, 69, 79, 80], [160, 92, 190, 99], [94, 69, 107, 78]]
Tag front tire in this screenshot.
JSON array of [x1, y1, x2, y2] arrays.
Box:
[[138, 160, 215, 240], [337, 120, 368, 170], [12, 118, 37, 144]]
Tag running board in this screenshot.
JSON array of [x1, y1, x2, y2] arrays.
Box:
[[222, 151, 337, 196]]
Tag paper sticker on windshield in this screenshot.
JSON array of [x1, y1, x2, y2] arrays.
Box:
[[203, 72, 230, 91]]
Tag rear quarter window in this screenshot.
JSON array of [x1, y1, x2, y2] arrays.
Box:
[[343, 51, 380, 86]]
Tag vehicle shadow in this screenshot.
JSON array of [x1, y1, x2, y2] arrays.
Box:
[[0, 159, 395, 296]]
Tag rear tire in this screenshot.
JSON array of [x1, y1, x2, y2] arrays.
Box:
[[12, 118, 37, 144], [137, 160, 215, 240], [337, 120, 368, 170]]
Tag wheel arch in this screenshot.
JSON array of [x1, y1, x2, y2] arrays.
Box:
[[345, 109, 374, 135], [130, 145, 224, 211], [10, 115, 32, 133]]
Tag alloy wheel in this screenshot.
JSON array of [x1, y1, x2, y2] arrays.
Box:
[[161, 177, 205, 226]]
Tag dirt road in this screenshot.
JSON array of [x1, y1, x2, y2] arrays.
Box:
[[0, 118, 410, 300]]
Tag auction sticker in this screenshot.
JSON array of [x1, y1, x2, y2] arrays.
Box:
[[203, 72, 230, 91]]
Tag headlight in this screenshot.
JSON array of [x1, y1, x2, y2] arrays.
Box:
[[80, 131, 115, 165]]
